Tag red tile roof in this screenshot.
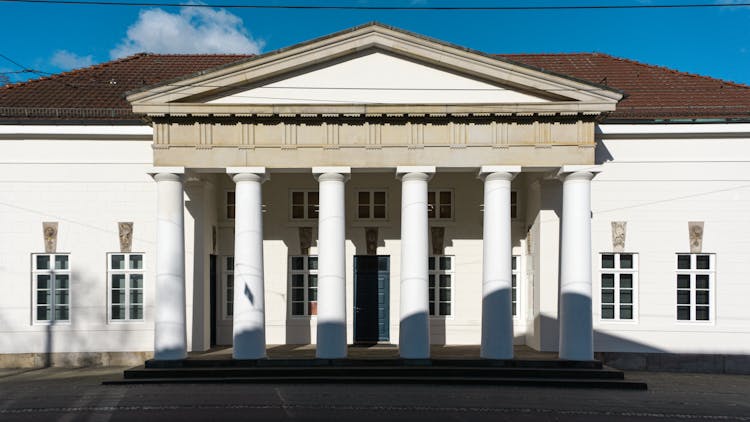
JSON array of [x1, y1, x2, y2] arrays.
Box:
[[1, 52, 748, 122]]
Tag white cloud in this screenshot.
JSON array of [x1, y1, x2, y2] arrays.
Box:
[[50, 50, 94, 70], [110, 5, 263, 58]]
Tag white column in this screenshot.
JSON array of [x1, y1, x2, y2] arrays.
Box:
[[152, 169, 187, 360], [558, 166, 600, 361], [228, 167, 268, 359], [479, 166, 521, 359], [397, 166, 434, 359], [313, 167, 350, 359]]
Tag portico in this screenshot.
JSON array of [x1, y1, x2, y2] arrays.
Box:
[[133, 23, 621, 362]]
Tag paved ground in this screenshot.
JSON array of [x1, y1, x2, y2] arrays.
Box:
[[1, 367, 749, 421]]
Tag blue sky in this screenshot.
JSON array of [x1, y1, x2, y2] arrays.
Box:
[[1, 1, 749, 85]]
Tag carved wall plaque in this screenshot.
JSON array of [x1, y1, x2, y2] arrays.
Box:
[[299, 227, 313, 255], [611, 221, 626, 252], [365, 227, 378, 255], [118, 222, 133, 253], [430, 226, 445, 256], [689, 221, 704, 253], [42, 222, 58, 253]]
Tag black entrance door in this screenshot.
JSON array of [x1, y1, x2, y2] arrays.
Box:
[[354, 255, 390, 343]]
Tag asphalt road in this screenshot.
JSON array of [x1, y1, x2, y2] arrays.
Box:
[[1, 367, 749, 421]]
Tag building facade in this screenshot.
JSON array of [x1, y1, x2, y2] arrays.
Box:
[[1, 23, 749, 368]]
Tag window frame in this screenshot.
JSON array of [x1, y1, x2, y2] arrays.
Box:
[[429, 255, 454, 318], [107, 252, 145, 323], [225, 190, 236, 220], [675, 253, 716, 324], [288, 255, 319, 318], [31, 253, 71, 325], [356, 189, 388, 221], [598, 252, 639, 323], [289, 189, 319, 221], [222, 255, 234, 320], [428, 189, 454, 221]]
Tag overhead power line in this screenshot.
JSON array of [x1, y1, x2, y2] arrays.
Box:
[[1, 0, 750, 10]]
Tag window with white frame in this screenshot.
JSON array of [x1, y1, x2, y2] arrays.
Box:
[[290, 190, 319, 220], [600, 253, 637, 320], [676, 253, 714, 321], [429, 255, 453, 316], [289, 256, 318, 316], [357, 191, 387, 220], [32, 254, 70, 323], [108, 253, 144, 321], [223, 256, 234, 318], [226, 191, 235, 220], [512, 255, 520, 317], [428, 190, 453, 220]]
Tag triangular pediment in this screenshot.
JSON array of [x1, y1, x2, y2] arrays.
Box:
[[128, 23, 622, 116]]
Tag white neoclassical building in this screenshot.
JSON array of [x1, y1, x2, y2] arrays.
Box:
[[1, 23, 749, 370]]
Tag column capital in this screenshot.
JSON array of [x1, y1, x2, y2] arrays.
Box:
[[148, 167, 184, 181], [478, 165, 521, 181], [227, 167, 269, 183], [313, 166, 351, 182], [556, 165, 603, 181], [396, 166, 435, 181]]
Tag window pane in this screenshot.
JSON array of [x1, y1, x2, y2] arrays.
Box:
[[374, 191, 386, 205], [620, 274, 633, 288], [36, 255, 50, 270], [373, 205, 386, 219], [696, 306, 709, 321], [292, 191, 304, 205], [37, 274, 50, 289], [439, 288, 451, 301], [358, 191, 370, 205], [112, 305, 125, 320], [37, 306, 50, 321], [292, 205, 305, 219], [308, 302, 318, 316], [130, 274, 143, 289], [112, 290, 125, 304], [55, 306, 69, 321], [696, 275, 709, 289], [619, 254, 633, 269], [439, 303, 451, 316], [696, 255, 710, 270], [291, 274, 304, 288], [227, 205, 235, 220], [130, 305, 143, 320], [601, 290, 615, 304], [429, 289, 435, 301], [439, 274, 451, 287], [291, 257, 304, 271], [427, 192, 436, 218], [227, 191, 235, 205], [55, 255, 69, 270], [439, 256, 452, 270], [439, 205, 451, 219], [620, 305, 633, 320], [307, 192, 319, 207], [601, 273, 615, 288], [111, 255, 125, 270], [56, 274, 69, 289], [55, 289, 69, 306], [37, 289, 50, 305], [358, 205, 370, 219], [428, 257, 435, 270], [112, 274, 126, 289], [429, 302, 435, 315], [677, 306, 691, 320], [512, 303, 517, 316], [308, 203, 318, 218], [696, 290, 709, 305], [291, 302, 304, 316], [130, 291, 143, 305], [428, 274, 435, 288], [512, 257, 517, 271], [439, 191, 451, 205], [226, 257, 234, 270], [677, 290, 691, 305], [129, 255, 143, 270], [291, 288, 304, 301], [601, 254, 615, 269], [308, 274, 317, 287], [512, 274, 517, 289], [226, 303, 233, 317], [677, 254, 691, 270], [677, 274, 690, 289], [620, 290, 632, 304], [308, 288, 317, 301], [308, 256, 318, 270]]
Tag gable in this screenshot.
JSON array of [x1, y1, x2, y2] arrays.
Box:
[[206, 52, 550, 105]]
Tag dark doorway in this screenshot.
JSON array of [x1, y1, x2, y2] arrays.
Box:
[[354, 255, 390, 344], [209, 254, 217, 347]]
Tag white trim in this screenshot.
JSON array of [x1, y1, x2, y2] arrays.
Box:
[[0, 125, 152, 137], [598, 123, 750, 137], [106, 252, 145, 323], [675, 253, 716, 324], [597, 252, 639, 324], [31, 253, 71, 325]]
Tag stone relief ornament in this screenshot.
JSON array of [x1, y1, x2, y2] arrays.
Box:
[[611, 221, 626, 252], [689, 221, 704, 253], [431, 226, 445, 256], [43, 222, 58, 253], [118, 222, 133, 253], [298, 227, 313, 255], [365, 227, 379, 255]]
